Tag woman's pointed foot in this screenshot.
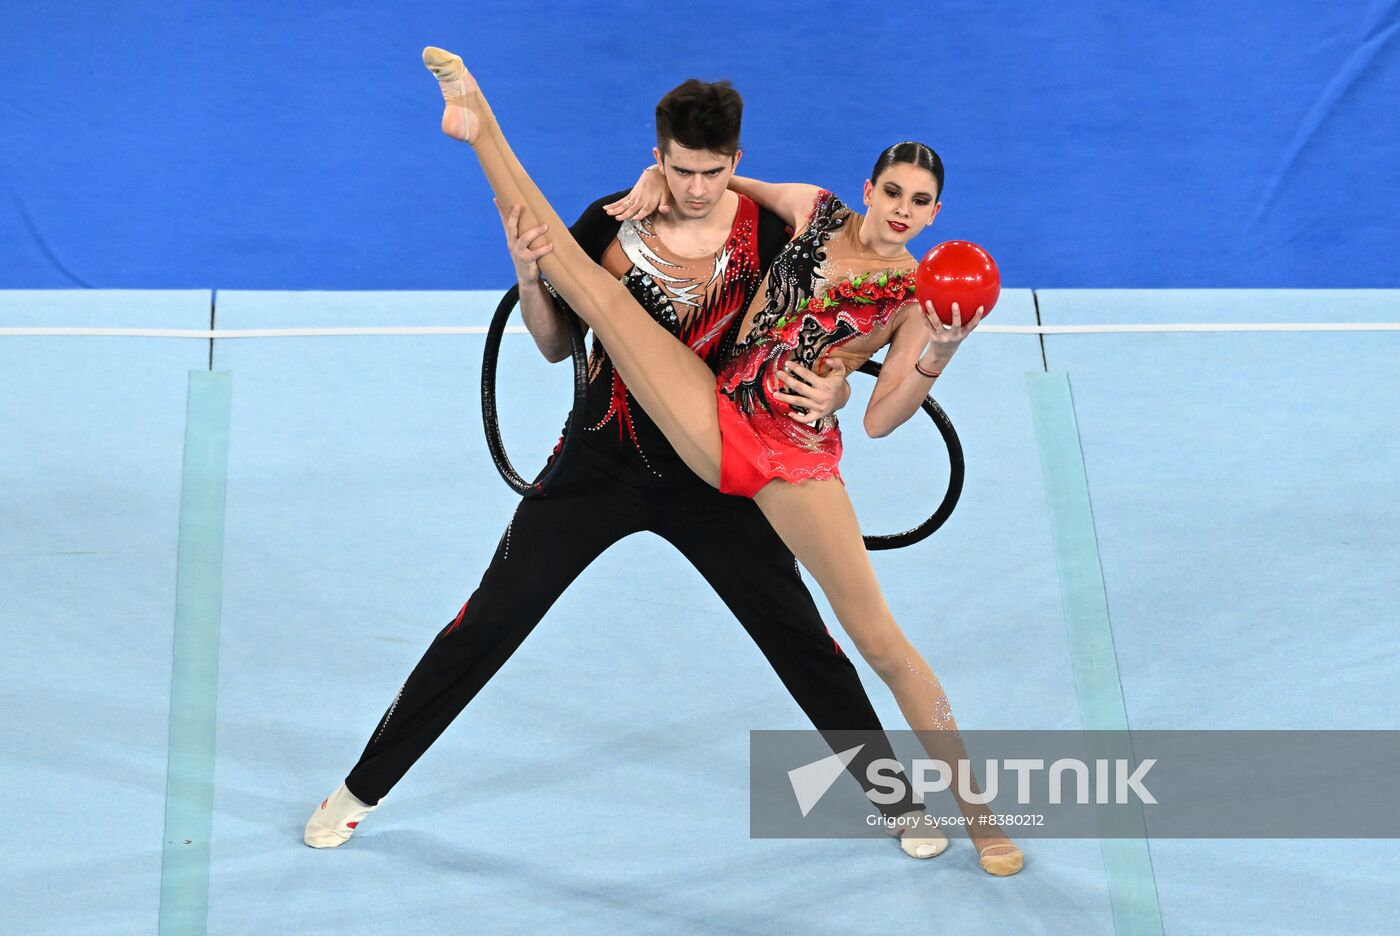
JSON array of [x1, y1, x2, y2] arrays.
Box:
[[975, 840, 1025, 876], [421, 46, 480, 143]]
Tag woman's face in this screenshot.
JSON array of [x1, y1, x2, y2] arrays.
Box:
[[862, 163, 941, 246]]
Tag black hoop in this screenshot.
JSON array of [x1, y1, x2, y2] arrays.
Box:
[[855, 359, 965, 550], [480, 287, 963, 544], [481, 285, 589, 497]]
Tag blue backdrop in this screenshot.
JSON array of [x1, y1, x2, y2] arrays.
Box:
[[2, 0, 1397, 290]]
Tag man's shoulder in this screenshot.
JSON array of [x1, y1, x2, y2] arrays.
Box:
[[579, 189, 632, 220], [746, 195, 793, 266], [570, 189, 632, 260]]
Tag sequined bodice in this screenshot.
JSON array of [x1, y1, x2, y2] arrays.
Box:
[[719, 191, 916, 426]]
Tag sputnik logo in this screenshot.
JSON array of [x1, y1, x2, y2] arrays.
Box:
[[787, 744, 865, 817]]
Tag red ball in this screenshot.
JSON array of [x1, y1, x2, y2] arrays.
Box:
[[915, 241, 1001, 326]]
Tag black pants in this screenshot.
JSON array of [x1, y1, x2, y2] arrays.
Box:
[[344, 449, 918, 818]]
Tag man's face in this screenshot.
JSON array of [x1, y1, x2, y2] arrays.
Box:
[[652, 141, 741, 221]]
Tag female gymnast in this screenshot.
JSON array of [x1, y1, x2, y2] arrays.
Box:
[[421, 46, 1022, 876]]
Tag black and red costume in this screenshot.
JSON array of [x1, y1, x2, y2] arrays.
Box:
[[344, 190, 919, 820]]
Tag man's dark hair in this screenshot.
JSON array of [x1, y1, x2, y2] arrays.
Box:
[[870, 141, 945, 202], [655, 79, 743, 157]]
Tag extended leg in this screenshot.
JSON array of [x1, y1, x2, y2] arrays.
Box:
[[753, 477, 1025, 876], [422, 47, 723, 484], [655, 488, 946, 858], [306, 466, 644, 847]]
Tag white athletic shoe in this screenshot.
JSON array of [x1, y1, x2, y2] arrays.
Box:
[[304, 783, 380, 848], [896, 826, 950, 859], [884, 809, 950, 859]]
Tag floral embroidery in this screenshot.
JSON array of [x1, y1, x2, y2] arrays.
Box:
[[757, 268, 916, 347], [803, 269, 915, 314]]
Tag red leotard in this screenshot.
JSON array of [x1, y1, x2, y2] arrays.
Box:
[[715, 190, 918, 498]]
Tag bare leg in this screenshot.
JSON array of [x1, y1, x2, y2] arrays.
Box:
[[421, 47, 723, 484], [754, 478, 1025, 876]]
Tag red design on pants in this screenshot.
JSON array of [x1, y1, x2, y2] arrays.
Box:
[[444, 600, 470, 636]]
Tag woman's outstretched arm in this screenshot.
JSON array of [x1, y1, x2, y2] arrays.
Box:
[[863, 300, 983, 438], [725, 176, 823, 231], [602, 168, 823, 232]]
